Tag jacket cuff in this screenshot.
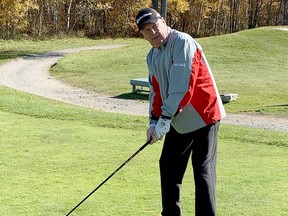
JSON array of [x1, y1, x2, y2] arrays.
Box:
[[160, 114, 171, 120], [150, 112, 159, 121]]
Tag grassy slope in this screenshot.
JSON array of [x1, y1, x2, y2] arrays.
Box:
[[201, 27, 288, 115]]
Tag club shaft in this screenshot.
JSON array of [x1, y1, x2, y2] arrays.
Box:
[[66, 139, 151, 215]]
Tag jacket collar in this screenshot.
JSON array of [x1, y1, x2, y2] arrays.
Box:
[[158, 27, 171, 51]]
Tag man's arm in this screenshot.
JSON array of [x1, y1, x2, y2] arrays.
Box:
[[161, 35, 197, 118]]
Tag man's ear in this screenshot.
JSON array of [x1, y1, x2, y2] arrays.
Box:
[[160, 17, 166, 25]]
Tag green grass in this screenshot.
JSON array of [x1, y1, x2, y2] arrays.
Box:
[[0, 87, 287, 215], [0, 86, 146, 130], [50, 38, 150, 95], [201, 27, 288, 115], [0, 37, 128, 64], [0, 27, 288, 215]]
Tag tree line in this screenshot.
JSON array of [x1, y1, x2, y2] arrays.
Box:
[[0, 0, 287, 39]]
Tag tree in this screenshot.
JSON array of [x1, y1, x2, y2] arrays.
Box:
[[66, 0, 73, 32], [0, 0, 288, 39], [248, 0, 263, 29], [0, 0, 38, 38]]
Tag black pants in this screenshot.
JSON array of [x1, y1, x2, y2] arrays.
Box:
[[160, 121, 220, 216]]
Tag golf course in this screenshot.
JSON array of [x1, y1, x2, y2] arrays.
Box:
[[0, 26, 287, 215]]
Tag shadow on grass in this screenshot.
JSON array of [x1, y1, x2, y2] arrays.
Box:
[[268, 104, 288, 107], [113, 93, 149, 101], [0, 50, 65, 61], [0, 50, 29, 60]]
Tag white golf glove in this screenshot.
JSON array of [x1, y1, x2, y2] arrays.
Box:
[[154, 117, 171, 140]]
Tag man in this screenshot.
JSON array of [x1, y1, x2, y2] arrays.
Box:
[[135, 8, 226, 216]]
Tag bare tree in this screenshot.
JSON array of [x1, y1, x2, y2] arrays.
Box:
[[66, 0, 73, 33], [248, 0, 262, 29], [229, 0, 240, 32], [275, 0, 284, 24], [283, 0, 288, 24], [197, 0, 205, 36], [39, 0, 44, 36]]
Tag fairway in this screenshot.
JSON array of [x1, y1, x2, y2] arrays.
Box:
[[0, 108, 287, 215]]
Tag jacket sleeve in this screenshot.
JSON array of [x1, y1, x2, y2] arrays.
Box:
[[161, 35, 197, 117]]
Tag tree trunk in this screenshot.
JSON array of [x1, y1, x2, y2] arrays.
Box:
[[197, 0, 205, 36], [213, 0, 222, 35], [248, 0, 261, 29], [266, 0, 273, 25], [66, 0, 73, 33], [275, 0, 283, 25], [230, 0, 239, 32], [284, 0, 288, 24], [253, 0, 262, 28], [39, 0, 44, 36]]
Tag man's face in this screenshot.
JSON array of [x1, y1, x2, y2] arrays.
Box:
[[140, 18, 168, 48]]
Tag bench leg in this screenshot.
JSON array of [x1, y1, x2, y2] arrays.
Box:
[[132, 85, 136, 93]]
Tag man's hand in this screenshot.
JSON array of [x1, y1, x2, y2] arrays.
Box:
[[147, 117, 172, 144], [153, 117, 171, 142], [146, 124, 156, 144]]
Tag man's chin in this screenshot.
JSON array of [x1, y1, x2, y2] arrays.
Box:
[[151, 40, 162, 48]]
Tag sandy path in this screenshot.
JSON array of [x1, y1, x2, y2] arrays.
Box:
[[0, 45, 149, 115], [0, 45, 287, 132]]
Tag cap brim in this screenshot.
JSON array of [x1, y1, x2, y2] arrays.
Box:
[[138, 18, 159, 32]]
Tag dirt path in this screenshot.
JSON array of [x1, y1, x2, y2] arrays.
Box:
[[0, 45, 287, 132]]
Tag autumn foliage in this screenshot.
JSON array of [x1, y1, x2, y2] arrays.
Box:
[[0, 0, 287, 39]]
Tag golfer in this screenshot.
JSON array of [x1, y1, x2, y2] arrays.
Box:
[[136, 8, 226, 216]]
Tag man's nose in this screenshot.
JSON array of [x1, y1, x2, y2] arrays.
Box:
[[150, 28, 156, 35]]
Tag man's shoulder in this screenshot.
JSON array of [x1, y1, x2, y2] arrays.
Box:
[[170, 28, 193, 40], [168, 28, 202, 51], [167, 29, 197, 49]]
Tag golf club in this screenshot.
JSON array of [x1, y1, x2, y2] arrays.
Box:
[[66, 138, 152, 215]]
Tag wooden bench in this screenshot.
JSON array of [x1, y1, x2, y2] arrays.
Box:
[[130, 78, 150, 93], [130, 78, 238, 103]]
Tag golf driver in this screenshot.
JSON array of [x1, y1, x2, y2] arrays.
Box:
[[66, 138, 152, 215]]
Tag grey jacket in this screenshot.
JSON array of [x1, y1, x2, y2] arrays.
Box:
[[147, 27, 226, 133]]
